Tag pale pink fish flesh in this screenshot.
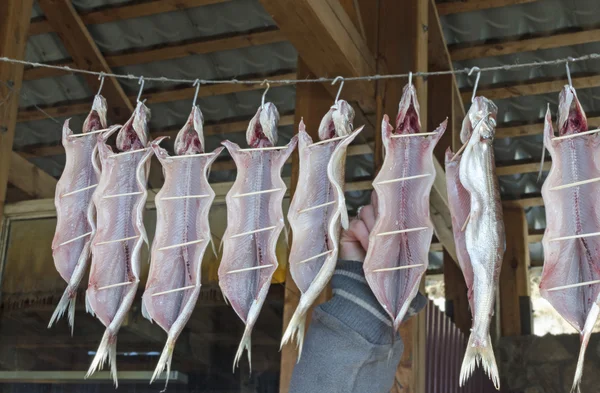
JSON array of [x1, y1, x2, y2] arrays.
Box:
[[141, 106, 223, 386], [50, 95, 108, 331], [539, 85, 600, 393], [85, 101, 151, 386], [364, 84, 446, 332], [283, 101, 363, 354], [455, 96, 504, 390], [219, 103, 298, 370]]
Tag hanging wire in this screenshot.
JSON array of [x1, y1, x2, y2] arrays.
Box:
[[332, 76, 345, 104], [192, 79, 201, 107], [96, 72, 105, 97], [468, 66, 481, 103], [408, 71, 413, 86], [136, 76, 145, 103], [261, 80, 270, 108], [565, 57, 574, 88]]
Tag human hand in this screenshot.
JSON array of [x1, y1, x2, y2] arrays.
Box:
[[339, 193, 377, 262]]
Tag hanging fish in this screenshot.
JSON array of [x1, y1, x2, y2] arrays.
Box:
[[50, 95, 108, 332], [283, 100, 363, 355], [219, 102, 297, 370], [85, 101, 152, 386], [142, 106, 223, 387]]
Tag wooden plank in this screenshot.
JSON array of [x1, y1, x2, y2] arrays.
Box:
[[23, 29, 286, 81], [0, 0, 34, 217], [497, 115, 600, 139], [29, 0, 230, 36], [18, 72, 296, 123], [8, 154, 57, 199], [496, 160, 550, 176], [37, 0, 133, 122], [443, 250, 470, 334], [502, 196, 543, 208], [436, 0, 538, 15], [451, 28, 600, 61]]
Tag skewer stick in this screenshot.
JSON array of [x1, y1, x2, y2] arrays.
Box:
[[547, 279, 600, 292], [552, 128, 600, 141], [161, 194, 210, 200], [450, 141, 468, 161], [549, 231, 600, 242], [390, 131, 437, 139], [550, 176, 600, 191], [308, 135, 348, 147], [240, 146, 288, 152], [169, 152, 215, 159], [461, 212, 471, 232], [227, 264, 274, 274], [230, 225, 277, 239], [61, 184, 97, 197], [95, 235, 139, 245], [68, 128, 111, 138], [376, 173, 431, 185], [103, 191, 143, 199], [297, 250, 333, 264], [373, 263, 424, 272], [97, 281, 133, 290], [376, 226, 429, 237], [299, 200, 336, 213], [151, 285, 196, 297], [58, 231, 92, 246], [233, 188, 282, 198], [108, 147, 149, 158], [158, 238, 206, 251]]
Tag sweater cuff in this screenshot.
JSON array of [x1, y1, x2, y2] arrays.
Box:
[[319, 260, 427, 345]]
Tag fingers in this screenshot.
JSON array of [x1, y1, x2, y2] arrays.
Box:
[[358, 204, 376, 232], [348, 216, 370, 251]]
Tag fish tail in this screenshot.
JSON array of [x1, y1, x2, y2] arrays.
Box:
[[48, 288, 77, 333], [85, 289, 95, 316], [86, 329, 118, 387], [460, 333, 500, 390], [280, 308, 307, 359], [233, 326, 252, 373], [151, 338, 174, 391], [571, 302, 600, 393]]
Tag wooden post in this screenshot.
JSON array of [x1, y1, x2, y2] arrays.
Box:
[[278, 59, 333, 393], [0, 0, 34, 218]]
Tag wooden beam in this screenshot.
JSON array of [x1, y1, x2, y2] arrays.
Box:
[[436, 0, 538, 15], [450, 28, 600, 61], [8, 154, 57, 199], [502, 196, 543, 208], [496, 160, 550, 176], [29, 0, 230, 36], [497, 115, 600, 139], [37, 0, 133, 122], [0, 0, 34, 217], [23, 29, 286, 81]]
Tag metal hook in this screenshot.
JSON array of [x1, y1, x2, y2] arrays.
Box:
[[136, 76, 145, 103], [565, 58, 573, 88], [408, 72, 413, 87], [468, 66, 481, 103], [261, 80, 270, 108], [192, 79, 201, 108], [332, 76, 345, 104], [96, 72, 105, 97]]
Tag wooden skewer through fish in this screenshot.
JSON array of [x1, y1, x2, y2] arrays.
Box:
[[97, 281, 134, 290], [240, 146, 289, 152], [95, 235, 139, 245], [547, 279, 600, 292], [108, 147, 149, 158], [461, 212, 471, 232], [376, 173, 431, 185], [103, 191, 143, 199], [373, 263, 424, 272], [299, 200, 336, 213], [158, 238, 205, 251], [549, 231, 600, 242], [233, 188, 282, 198], [227, 264, 274, 274], [297, 250, 333, 264], [161, 194, 210, 200], [230, 225, 277, 239], [169, 152, 215, 159], [308, 135, 348, 147], [552, 127, 600, 141], [68, 128, 112, 138], [58, 231, 92, 246], [376, 227, 429, 237], [151, 285, 196, 297], [390, 131, 437, 139], [61, 184, 98, 197], [550, 177, 600, 191], [450, 141, 468, 161]]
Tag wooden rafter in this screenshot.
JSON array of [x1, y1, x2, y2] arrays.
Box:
[[23, 29, 285, 81], [496, 115, 600, 139], [8, 154, 57, 199], [29, 0, 230, 36], [436, 0, 538, 15], [496, 160, 550, 176]]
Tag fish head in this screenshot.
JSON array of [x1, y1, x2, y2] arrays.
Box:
[[318, 99, 355, 139], [83, 95, 108, 132], [557, 85, 588, 136], [246, 102, 279, 147], [116, 101, 150, 151], [395, 83, 421, 134], [462, 96, 498, 144], [174, 106, 205, 155]]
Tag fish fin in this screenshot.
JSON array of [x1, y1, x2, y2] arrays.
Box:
[[460, 333, 499, 390], [48, 289, 77, 334], [283, 223, 290, 247], [233, 326, 252, 372], [571, 302, 600, 393], [85, 290, 95, 317], [209, 232, 218, 258], [150, 338, 175, 391], [280, 309, 307, 359], [141, 298, 152, 322], [86, 329, 118, 387]]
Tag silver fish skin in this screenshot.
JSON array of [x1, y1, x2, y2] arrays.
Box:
[[142, 106, 223, 387], [364, 84, 446, 332], [457, 96, 504, 390], [85, 101, 151, 386], [540, 85, 600, 393], [219, 103, 297, 370], [283, 101, 363, 355], [50, 95, 108, 332]]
